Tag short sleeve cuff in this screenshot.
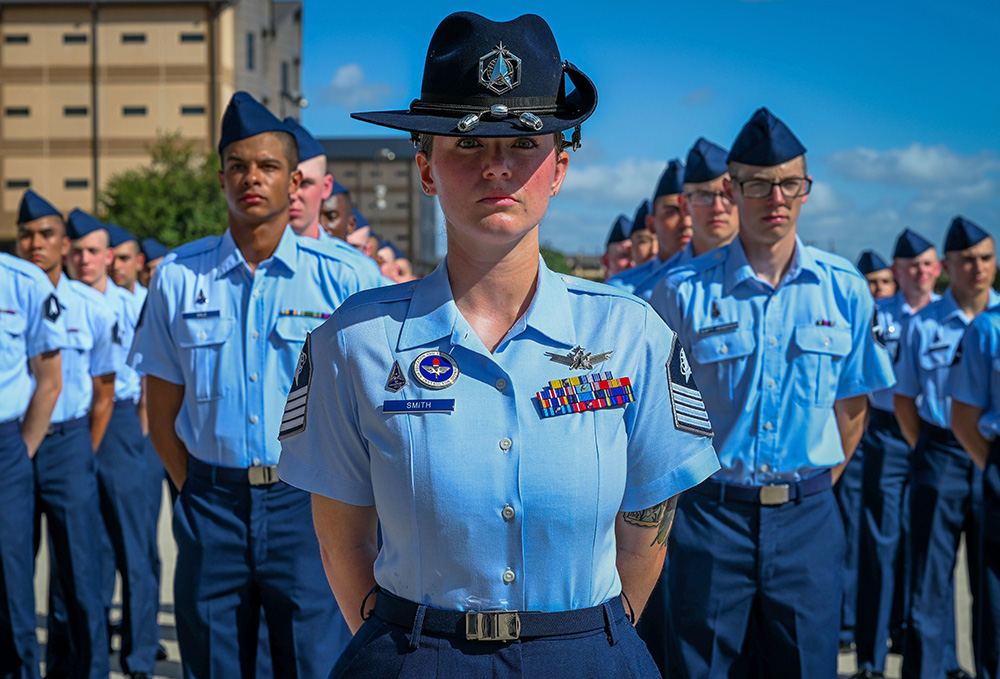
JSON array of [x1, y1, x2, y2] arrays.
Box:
[[278, 451, 375, 506], [950, 389, 988, 410], [838, 374, 895, 401], [620, 441, 720, 512], [129, 353, 184, 386]]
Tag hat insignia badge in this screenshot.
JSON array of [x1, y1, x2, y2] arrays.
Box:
[[479, 42, 521, 95]]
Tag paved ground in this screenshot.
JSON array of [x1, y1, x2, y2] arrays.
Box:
[[33, 483, 976, 679]]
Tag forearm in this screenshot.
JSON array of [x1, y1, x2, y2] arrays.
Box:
[[89, 374, 116, 451], [137, 375, 149, 436], [832, 395, 867, 484], [147, 376, 189, 488], [616, 494, 677, 623], [951, 401, 991, 469], [21, 350, 62, 457], [312, 494, 379, 634], [894, 395, 922, 449]]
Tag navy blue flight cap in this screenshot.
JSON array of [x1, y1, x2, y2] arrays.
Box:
[[283, 117, 326, 162], [106, 223, 137, 248], [352, 208, 369, 229], [66, 209, 107, 241], [606, 214, 632, 247], [727, 107, 807, 167], [630, 200, 651, 236], [17, 189, 61, 225], [352, 12, 597, 138], [856, 250, 890, 275], [330, 180, 350, 196], [684, 138, 729, 184], [944, 216, 991, 253], [653, 160, 685, 200], [893, 228, 934, 259], [141, 238, 169, 260], [218, 91, 293, 156]]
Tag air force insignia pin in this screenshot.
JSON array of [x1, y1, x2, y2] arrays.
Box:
[[386, 360, 407, 393], [412, 351, 459, 389], [545, 346, 613, 370], [196, 289, 207, 304], [278, 333, 313, 439], [666, 333, 713, 437], [43, 293, 61, 323], [479, 42, 521, 95]]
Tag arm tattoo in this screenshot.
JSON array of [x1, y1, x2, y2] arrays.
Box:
[[623, 494, 679, 546]]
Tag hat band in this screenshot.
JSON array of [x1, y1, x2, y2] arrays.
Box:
[[417, 93, 561, 110], [410, 96, 570, 134]]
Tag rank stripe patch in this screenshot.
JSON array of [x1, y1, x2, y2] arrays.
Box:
[[278, 334, 313, 440], [666, 334, 713, 437]]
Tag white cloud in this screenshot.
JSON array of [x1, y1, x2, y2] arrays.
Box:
[[828, 143, 1000, 186], [559, 157, 670, 205], [320, 64, 394, 109]]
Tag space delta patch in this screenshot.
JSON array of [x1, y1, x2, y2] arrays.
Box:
[[871, 309, 887, 349], [278, 333, 313, 440], [42, 293, 61, 323], [666, 333, 713, 437]]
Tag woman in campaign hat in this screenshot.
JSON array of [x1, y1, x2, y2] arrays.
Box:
[[277, 12, 719, 678]]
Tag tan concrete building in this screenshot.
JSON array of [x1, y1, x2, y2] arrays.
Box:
[[0, 0, 303, 240]]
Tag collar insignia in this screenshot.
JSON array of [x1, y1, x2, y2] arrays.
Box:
[[545, 345, 613, 371], [479, 42, 521, 95], [711, 301, 721, 319], [386, 360, 407, 393], [196, 289, 207, 304]]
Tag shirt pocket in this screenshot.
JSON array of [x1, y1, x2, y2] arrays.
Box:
[[176, 316, 235, 402], [791, 325, 852, 407], [690, 330, 757, 414], [0, 312, 27, 367], [272, 315, 324, 349]]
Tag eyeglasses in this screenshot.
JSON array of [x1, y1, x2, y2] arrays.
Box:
[[734, 177, 812, 199], [684, 190, 734, 208]]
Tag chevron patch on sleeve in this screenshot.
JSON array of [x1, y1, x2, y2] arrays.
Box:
[[666, 333, 713, 437], [278, 333, 313, 440]]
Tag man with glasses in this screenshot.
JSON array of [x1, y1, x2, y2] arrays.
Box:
[[654, 108, 894, 678]]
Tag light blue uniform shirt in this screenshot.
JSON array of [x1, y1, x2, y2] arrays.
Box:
[[895, 288, 1000, 429], [0, 253, 66, 421], [604, 258, 657, 293], [51, 274, 120, 423], [315, 227, 393, 288], [951, 306, 1000, 440], [130, 227, 367, 468], [869, 291, 940, 412], [652, 236, 895, 485], [278, 258, 720, 612], [101, 281, 143, 403]]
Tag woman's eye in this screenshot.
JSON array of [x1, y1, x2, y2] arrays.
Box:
[[513, 138, 538, 149], [456, 139, 480, 149]]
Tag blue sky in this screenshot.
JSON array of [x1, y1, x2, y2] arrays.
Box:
[[300, 0, 1000, 258]]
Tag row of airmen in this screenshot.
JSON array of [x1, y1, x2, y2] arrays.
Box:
[[0, 93, 403, 678], [595, 122, 998, 678]]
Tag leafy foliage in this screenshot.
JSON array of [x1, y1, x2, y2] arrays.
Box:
[[540, 243, 570, 274], [98, 134, 227, 247]]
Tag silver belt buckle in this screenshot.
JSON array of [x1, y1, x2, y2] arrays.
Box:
[[465, 611, 520, 641], [759, 484, 790, 505], [248, 465, 279, 486]]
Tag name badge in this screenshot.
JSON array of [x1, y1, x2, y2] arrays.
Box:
[[698, 322, 738, 336], [182, 310, 220, 320], [383, 399, 455, 413]]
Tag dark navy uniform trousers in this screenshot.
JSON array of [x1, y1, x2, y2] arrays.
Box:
[[96, 400, 159, 675], [834, 442, 865, 648], [330, 590, 659, 678], [856, 408, 912, 671], [0, 419, 39, 679], [635, 555, 671, 677], [173, 457, 351, 679], [980, 440, 1000, 679], [902, 424, 982, 679], [34, 417, 109, 679], [665, 474, 843, 679]]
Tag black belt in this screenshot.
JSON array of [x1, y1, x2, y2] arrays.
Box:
[[372, 589, 623, 642], [692, 470, 832, 505], [187, 456, 281, 487], [45, 416, 88, 437], [922, 422, 958, 445]]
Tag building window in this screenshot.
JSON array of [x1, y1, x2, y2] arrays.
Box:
[[4, 107, 30, 117], [246, 32, 255, 70], [281, 62, 289, 94], [5, 179, 31, 190], [121, 33, 146, 44], [65, 179, 89, 189], [64, 106, 88, 117], [180, 105, 205, 115], [4, 34, 29, 44], [63, 33, 88, 44], [180, 32, 205, 43], [122, 106, 147, 116]]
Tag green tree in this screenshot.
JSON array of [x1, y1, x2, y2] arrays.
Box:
[[98, 133, 227, 247], [540, 243, 570, 274]]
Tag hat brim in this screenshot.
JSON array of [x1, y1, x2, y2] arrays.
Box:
[[352, 63, 597, 138]]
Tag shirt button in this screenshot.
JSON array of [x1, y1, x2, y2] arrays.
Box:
[[249, 415, 258, 424], [763, 422, 773, 431], [719, 346, 729, 354], [499, 437, 512, 451], [495, 378, 507, 391], [760, 464, 770, 472], [250, 373, 259, 382], [824, 338, 831, 347], [199, 331, 207, 340], [768, 379, 776, 388], [252, 331, 260, 339], [770, 337, 778, 346], [252, 290, 260, 298], [502, 569, 515, 584], [253, 457, 261, 466], [501, 504, 515, 520]]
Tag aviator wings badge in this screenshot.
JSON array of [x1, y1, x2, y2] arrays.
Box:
[[479, 42, 521, 95], [545, 345, 614, 371]]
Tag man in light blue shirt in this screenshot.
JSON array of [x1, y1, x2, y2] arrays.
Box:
[[17, 201, 118, 679], [653, 107, 895, 678], [0, 204, 65, 677], [131, 91, 363, 678], [894, 217, 998, 679], [951, 303, 1000, 679]]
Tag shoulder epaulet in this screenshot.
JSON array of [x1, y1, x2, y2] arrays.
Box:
[[808, 246, 863, 276], [337, 279, 415, 313], [169, 236, 221, 260], [668, 249, 726, 283], [0, 252, 49, 282], [67, 279, 110, 307], [562, 274, 649, 306]]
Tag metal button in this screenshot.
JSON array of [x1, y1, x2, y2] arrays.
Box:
[[502, 504, 515, 520], [502, 569, 515, 584], [249, 415, 258, 424], [499, 437, 512, 451], [495, 378, 507, 391], [250, 373, 259, 382]]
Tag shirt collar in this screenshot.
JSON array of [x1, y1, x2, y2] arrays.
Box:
[[723, 235, 818, 295], [397, 255, 577, 352], [217, 226, 298, 277], [939, 288, 1000, 324]]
